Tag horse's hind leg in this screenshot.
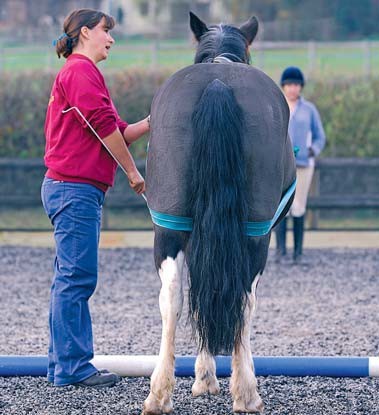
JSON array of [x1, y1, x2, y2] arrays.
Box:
[[192, 350, 220, 396], [143, 229, 187, 415], [230, 276, 264, 414]]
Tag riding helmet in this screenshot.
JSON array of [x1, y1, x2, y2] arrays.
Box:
[[280, 66, 305, 87]]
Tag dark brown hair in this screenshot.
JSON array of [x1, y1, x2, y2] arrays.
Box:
[[55, 9, 115, 59]]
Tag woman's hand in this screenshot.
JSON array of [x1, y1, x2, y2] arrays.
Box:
[[308, 147, 316, 157], [127, 168, 145, 194]]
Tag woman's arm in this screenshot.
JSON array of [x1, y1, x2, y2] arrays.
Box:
[[310, 105, 326, 157], [103, 128, 145, 194], [123, 116, 150, 144]]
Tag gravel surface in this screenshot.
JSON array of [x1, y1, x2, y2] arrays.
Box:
[[0, 246, 378, 415]]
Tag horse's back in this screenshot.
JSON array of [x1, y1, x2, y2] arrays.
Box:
[[146, 64, 295, 220]]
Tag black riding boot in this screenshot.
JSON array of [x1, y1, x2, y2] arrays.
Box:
[[275, 217, 287, 259], [293, 215, 305, 263]]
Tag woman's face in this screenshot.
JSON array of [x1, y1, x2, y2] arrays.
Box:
[[86, 17, 115, 63], [282, 83, 302, 101]]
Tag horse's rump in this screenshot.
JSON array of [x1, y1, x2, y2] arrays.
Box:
[[146, 63, 295, 218]]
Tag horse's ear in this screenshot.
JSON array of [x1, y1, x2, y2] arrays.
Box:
[[239, 16, 259, 45], [189, 11, 209, 41]]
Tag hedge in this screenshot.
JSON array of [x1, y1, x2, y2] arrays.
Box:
[[305, 79, 379, 157], [0, 70, 378, 158]]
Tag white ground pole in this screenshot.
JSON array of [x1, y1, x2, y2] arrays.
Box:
[[370, 357, 379, 376], [92, 355, 158, 377]]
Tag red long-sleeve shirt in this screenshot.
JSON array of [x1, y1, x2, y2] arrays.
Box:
[[44, 53, 128, 192]]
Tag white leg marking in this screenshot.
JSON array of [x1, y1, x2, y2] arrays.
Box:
[[230, 276, 264, 413], [143, 252, 185, 415], [192, 350, 220, 397]]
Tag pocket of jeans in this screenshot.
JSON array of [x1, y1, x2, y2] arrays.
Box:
[[41, 180, 65, 221]]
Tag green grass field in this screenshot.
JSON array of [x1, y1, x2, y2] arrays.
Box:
[[1, 39, 378, 80]]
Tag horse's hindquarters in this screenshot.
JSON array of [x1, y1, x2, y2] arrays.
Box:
[[146, 63, 295, 220]]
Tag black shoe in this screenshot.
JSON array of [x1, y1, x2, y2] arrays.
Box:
[[48, 370, 110, 386], [293, 252, 303, 264], [75, 371, 121, 389], [293, 253, 311, 266], [274, 249, 287, 264]]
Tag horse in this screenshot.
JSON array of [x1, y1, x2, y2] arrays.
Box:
[[143, 12, 296, 414]]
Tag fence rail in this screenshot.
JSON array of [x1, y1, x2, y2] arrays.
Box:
[[0, 158, 378, 231]]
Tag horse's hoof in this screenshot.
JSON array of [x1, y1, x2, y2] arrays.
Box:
[[141, 409, 160, 415], [161, 399, 173, 414], [141, 407, 163, 415], [192, 378, 220, 397], [142, 396, 162, 415], [143, 395, 173, 415], [233, 397, 264, 413], [141, 408, 172, 415]]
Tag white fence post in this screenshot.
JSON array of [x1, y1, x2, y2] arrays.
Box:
[[307, 41, 316, 77], [0, 45, 3, 73], [46, 46, 52, 71], [363, 41, 371, 79], [151, 38, 159, 69]]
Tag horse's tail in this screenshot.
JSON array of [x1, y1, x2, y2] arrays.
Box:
[[187, 79, 251, 355]]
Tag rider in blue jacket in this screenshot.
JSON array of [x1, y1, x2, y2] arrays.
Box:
[[275, 67, 326, 263]]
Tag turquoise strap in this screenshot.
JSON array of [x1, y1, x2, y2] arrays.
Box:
[[244, 179, 297, 236], [149, 209, 193, 232], [149, 179, 297, 237]]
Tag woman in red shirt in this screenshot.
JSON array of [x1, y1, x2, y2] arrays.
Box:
[[41, 8, 149, 388]]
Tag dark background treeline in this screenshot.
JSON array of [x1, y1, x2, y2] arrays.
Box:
[[230, 0, 379, 40], [1, 0, 379, 42]]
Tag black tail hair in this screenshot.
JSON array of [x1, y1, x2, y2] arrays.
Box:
[[187, 79, 251, 355]]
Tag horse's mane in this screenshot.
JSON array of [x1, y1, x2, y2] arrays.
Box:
[[194, 25, 251, 64]]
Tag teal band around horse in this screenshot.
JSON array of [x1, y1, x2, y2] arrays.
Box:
[[149, 179, 297, 237], [149, 209, 194, 232]]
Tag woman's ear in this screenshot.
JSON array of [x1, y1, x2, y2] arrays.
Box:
[[80, 26, 90, 40]]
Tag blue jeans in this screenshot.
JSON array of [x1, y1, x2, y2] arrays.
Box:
[[41, 178, 105, 386]]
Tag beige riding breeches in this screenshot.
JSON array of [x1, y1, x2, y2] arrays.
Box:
[[290, 165, 315, 217]]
